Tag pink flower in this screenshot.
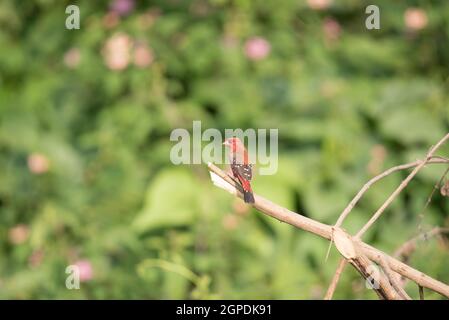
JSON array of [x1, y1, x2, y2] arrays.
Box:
[[323, 17, 341, 42], [75, 259, 94, 282], [307, 0, 332, 10], [244, 37, 271, 61], [110, 0, 134, 16], [64, 48, 81, 69], [8, 224, 29, 245], [404, 8, 428, 31], [27, 153, 50, 174], [133, 42, 154, 68], [102, 32, 132, 71]]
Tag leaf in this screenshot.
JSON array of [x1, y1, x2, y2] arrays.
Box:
[[304, 186, 348, 222], [380, 108, 445, 145], [333, 228, 357, 260], [132, 168, 198, 232]]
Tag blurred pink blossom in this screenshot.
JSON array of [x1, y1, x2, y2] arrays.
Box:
[[29, 250, 45, 268], [64, 48, 81, 69], [367, 144, 387, 175], [323, 17, 341, 42], [133, 43, 154, 68], [244, 37, 271, 61], [233, 198, 249, 216], [190, 0, 211, 16], [75, 259, 94, 282], [320, 80, 339, 98], [110, 0, 134, 16], [307, 0, 332, 10], [404, 8, 428, 31], [103, 11, 120, 29], [27, 153, 50, 174], [222, 214, 239, 231], [222, 35, 238, 49], [102, 32, 132, 71], [8, 224, 29, 245], [139, 9, 161, 30]]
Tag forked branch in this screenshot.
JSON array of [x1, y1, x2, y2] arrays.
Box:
[[208, 133, 449, 299], [325, 133, 449, 299]]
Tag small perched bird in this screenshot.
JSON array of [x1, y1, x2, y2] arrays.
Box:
[[223, 137, 255, 204]]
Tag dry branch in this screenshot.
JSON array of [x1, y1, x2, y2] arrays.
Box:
[[392, 227, 449, 289], [208, 134, 449, 299], [324, 133, 449, 299], [334, 157, 449, 228], [325, 157, 449, 299], [378, 255, 411, 300], [331, 228, 403, 299], [394, 227, 449, 262], [356, 134, 449, 238], [350, 250, 400, 300], [324, 259, 347, 300]]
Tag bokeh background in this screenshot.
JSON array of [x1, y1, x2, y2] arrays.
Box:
[[1, 0, 448, 299]]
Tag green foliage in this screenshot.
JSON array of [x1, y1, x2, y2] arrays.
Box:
[[0, 0, 448, 299]]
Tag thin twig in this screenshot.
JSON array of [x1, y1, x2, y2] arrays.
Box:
[[417, 166, 449, 235], [356, 133, 449, 238], [378, 255, 412, 300], [334, 157, 449, 228], [419, 286, 424, 300], [394, 227, 449, 289], [394, 227, 449, 262], [350, 248, 402, 300], [324, 259, 347, 300]]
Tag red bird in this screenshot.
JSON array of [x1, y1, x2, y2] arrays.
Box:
[[223, 137, 255, 204]]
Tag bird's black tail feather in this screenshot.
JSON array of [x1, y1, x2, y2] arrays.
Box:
[[243, 191, 255, 204]]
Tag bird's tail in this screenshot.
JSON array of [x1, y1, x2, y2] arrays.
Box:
[[243, 190, 255, 204], [238, 176, 255, 204]]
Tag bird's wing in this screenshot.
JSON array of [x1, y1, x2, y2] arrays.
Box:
[[232, 163, 252, 181]]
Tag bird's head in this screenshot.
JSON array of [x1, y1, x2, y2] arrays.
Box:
[[223, 137, 244, 152]]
